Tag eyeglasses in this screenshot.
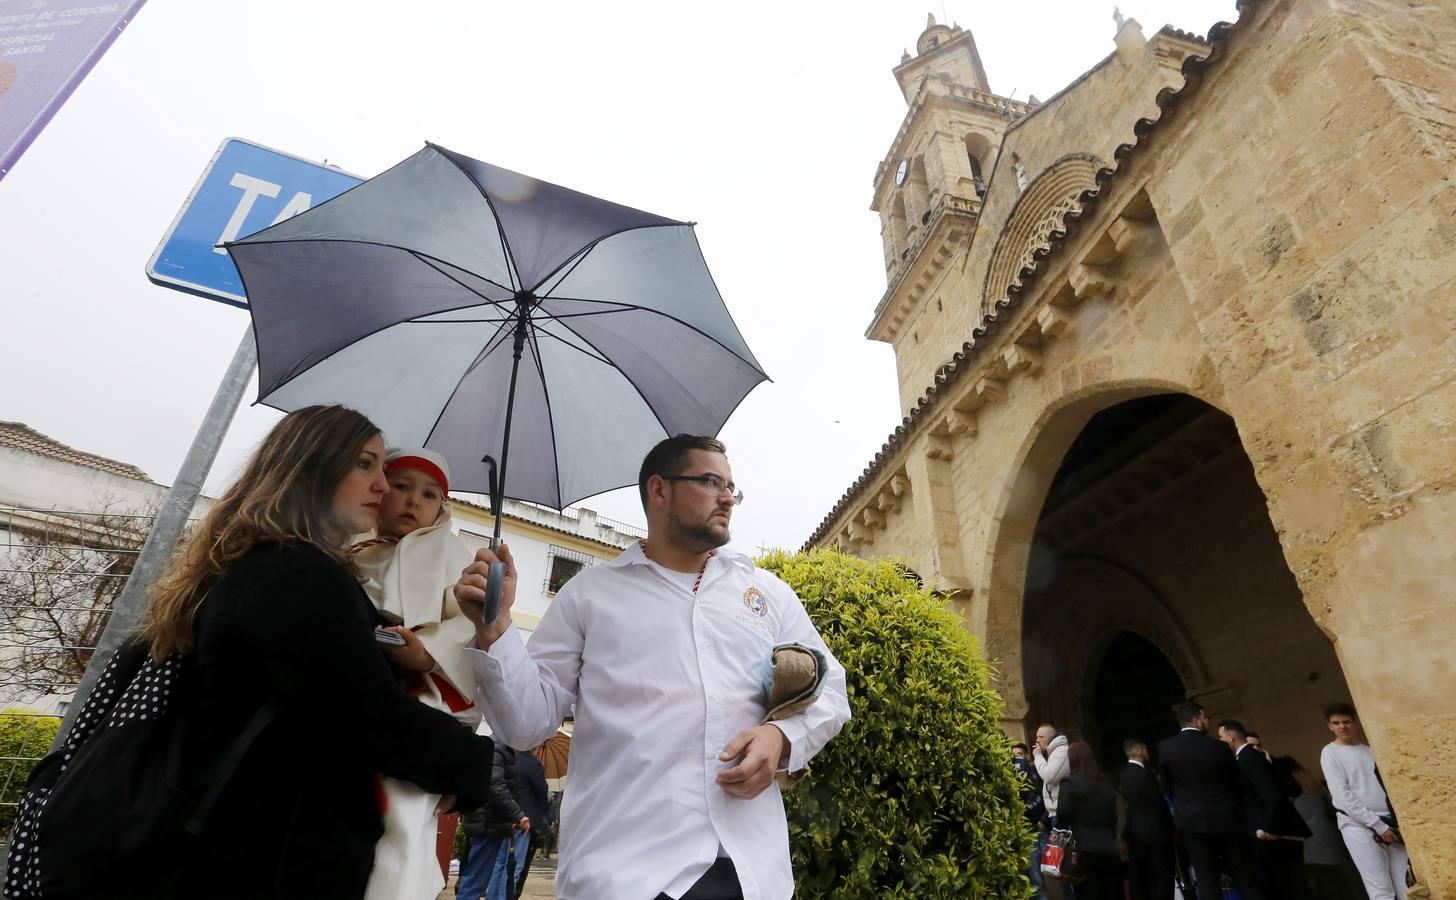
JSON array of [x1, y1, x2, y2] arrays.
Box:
[[661, 473, 744, 505]]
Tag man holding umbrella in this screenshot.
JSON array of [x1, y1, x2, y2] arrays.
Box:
[[456, 435, 850, 900], [224, 143, 844, 895]]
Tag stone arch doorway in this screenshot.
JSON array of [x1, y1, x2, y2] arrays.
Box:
[[1087, 632, 1185, 773], [1008, 392, 1353, 771]]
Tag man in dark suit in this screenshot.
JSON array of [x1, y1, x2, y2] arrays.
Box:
[[1120, 738, 1175, 900], [1157, 702, 1264, 900], [1218, 720, 1311, 900]]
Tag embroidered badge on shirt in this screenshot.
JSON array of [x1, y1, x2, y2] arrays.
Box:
[[743, 587, 767, 618]]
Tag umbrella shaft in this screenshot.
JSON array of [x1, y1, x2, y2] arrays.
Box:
[[493, 301, 531, 546]]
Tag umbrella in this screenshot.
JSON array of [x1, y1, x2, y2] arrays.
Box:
[[226, 143, 767, 618], [530, 731, 571, 781]]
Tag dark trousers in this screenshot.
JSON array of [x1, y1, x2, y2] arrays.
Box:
[[1127, 838, 1175, 900], [1070, 853, 1122, 900], [653, 858, 743, 900], [1253, 838, 1300, 900], [1182, 832, 1264, 900]]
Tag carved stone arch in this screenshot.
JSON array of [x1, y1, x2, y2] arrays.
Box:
[[1023, 556, 1211, 735], [976, 380, 1227, 732], [982, 153, 1105, 313]]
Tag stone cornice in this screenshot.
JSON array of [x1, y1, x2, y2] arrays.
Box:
[[866, 192, 982, 342]]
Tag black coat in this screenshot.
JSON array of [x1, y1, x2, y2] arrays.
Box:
[[1158, 729, 1245, 836], [1012, 755, 1047, 826], [512, 750, 550, 828], [1056, 774, 1121, 858], [467, 743, 527, 838], [145, 542, 495, 900], [1235, 746, 1312, 839], [1119, 762, 1173, 844]]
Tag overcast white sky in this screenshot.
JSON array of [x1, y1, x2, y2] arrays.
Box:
[[0, 0, 1235, 553]]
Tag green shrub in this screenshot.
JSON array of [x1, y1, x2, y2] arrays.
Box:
[[0, 711, 60, 832], [760, 549, 1034, 899]]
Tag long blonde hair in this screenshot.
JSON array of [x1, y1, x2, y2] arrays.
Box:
[[141, 405, 381, 659]]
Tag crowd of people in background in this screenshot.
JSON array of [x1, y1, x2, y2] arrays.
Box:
[[1013, 700, 1412, 900], [457, 742, 554, 900]]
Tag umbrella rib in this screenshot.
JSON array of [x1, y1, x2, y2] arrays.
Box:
[[523, 318, 565, 509], [244, 267, 524, 399], [527, 321, 615, 366], [419, 310, 518, 449], [426, 143, 521, 293], [536, 296, 769, 378], [533, 311, 675, 442], [410, 317, 516, 325], [412, 253, 521, 312], [411, 306, 629, 324], [527, 221, 689, 294], [229, 237, 518, 297], [534, 241, 595, 298]]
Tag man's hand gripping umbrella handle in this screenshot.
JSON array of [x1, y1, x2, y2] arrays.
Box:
[[455, 541, 516, 648], [483, 455, 506, 625], [485, 553, 505, 625], [453, 455, 514, 645]]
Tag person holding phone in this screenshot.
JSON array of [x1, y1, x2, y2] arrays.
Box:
[[137, 405, 495, 900], [350, 448, 482, 900]]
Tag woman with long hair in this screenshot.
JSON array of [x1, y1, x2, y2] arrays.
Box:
[[138, 405, 494, 899], [1054, 740, 1123, 900]]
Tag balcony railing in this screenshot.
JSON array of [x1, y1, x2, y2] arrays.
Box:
[[875, 193, 983, 322]]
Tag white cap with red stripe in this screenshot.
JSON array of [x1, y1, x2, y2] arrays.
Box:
[[384, 447, 450, 495]]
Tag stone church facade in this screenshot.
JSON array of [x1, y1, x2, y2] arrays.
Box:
[[809, 2, 1456, 886]]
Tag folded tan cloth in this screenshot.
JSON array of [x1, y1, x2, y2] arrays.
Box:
[[762, 643, 826, 723], [761, 643, 830, 786]]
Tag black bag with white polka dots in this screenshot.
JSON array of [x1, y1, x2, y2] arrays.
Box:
[[3, 639, 273, 898]]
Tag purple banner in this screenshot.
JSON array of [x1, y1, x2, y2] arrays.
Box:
[[0, 0, 146, 181]]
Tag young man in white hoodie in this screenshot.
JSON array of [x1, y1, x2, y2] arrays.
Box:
[[1320, 703, 1408, 900], [1033, 724, 1071, 896], [1034, 724, 1072, 822]]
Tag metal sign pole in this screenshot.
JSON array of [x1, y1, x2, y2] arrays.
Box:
[[53, 326, 257, 747]]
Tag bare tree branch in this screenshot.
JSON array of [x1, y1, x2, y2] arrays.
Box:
[[0, 497, 158, 700]]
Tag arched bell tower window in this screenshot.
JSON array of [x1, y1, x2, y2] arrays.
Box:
[[964, 133, 994, 199]]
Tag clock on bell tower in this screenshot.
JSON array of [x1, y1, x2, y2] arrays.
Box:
[[868, 14, 1036, 412]]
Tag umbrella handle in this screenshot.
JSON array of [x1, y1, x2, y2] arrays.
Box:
[[481, 454, 504, 624], [485, 560, 504, 624]]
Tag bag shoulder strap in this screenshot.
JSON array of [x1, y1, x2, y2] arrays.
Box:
[[1373, 764, 1393, 812], [183, 702, 276, 835]]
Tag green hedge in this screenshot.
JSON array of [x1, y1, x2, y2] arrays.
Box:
[[761, 549, 1034, 899], [0, 712, 60, 832]]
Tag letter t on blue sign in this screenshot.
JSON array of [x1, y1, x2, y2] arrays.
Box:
[[146, 137, 363, 308]]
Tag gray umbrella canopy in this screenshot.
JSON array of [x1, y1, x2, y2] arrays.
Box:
[[228, 143, 767, 510]]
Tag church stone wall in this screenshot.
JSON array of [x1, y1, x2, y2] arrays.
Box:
[[821, 0, 1456, 884], [1146, 0, 1456, 884]]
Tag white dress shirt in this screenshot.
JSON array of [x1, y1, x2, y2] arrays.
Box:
[[466, 542, 850, 900]]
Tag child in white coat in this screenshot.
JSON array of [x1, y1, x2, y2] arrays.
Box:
[[351, 448, 480, 900]]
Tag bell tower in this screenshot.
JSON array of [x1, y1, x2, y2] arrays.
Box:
[[867, 14, 1035, 412]]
